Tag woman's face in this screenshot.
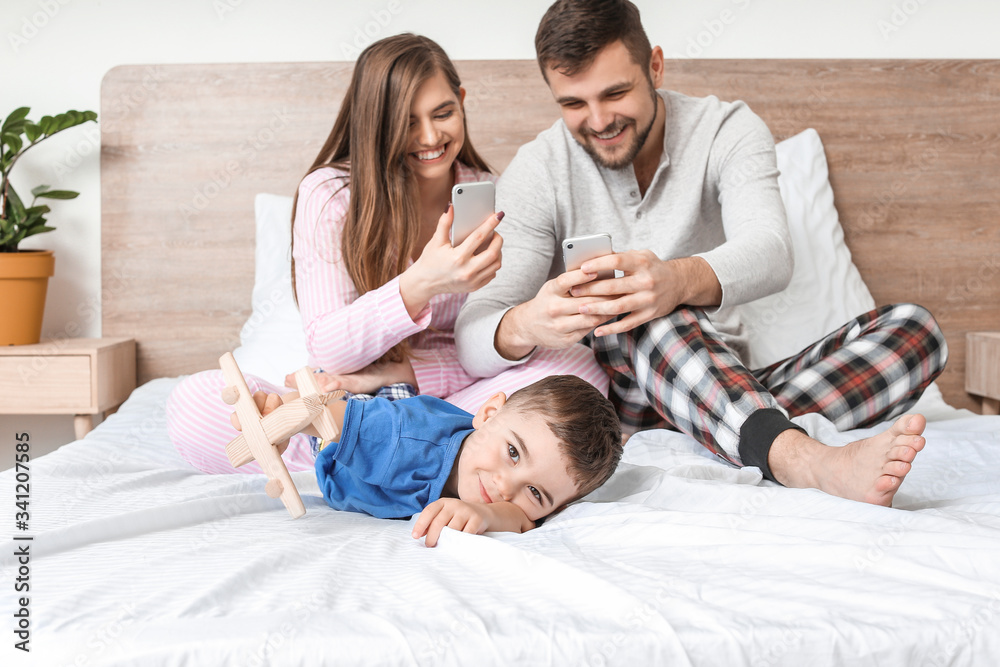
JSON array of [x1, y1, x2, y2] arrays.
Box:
[[405, 70, 466, 184]]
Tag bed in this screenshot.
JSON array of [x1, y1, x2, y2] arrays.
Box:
[[3, 60, 1000, 666]]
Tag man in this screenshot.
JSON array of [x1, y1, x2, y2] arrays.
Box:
[[455, 0, 948, 506]]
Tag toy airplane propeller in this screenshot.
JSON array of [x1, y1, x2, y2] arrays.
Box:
[[219, 352, 343, 518]]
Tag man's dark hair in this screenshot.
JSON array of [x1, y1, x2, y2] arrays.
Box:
[[535, 0, 652, 80], [506, 375, 623, 499]]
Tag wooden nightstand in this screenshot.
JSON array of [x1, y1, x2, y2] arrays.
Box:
[[0, 337, 136, 439], [966, 332, 1000, 416]]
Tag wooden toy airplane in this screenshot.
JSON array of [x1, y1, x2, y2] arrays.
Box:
[[219, 352, 344, 518]]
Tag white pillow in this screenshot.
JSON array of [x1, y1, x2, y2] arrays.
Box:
[[741, 129, 876, 370], [232, 193, 309, 388]]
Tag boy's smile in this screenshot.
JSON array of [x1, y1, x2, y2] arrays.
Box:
[[445, 393, 581, 523]]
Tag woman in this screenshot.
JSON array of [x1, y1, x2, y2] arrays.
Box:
[[167, 34, 609, 474]]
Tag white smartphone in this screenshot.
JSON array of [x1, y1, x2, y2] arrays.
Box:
[[450, 181, 495, 247], [562, 233, 614, 280]]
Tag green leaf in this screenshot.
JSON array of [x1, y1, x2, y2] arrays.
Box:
[[39, 110, 97, 137], [34, 189, 78, 200], [2, 107, 30, 132], [20, 206, 51, 236], [22, 224, 56, 239], [1, 131, 22, 155], [3, 121, 27, 137], [24, 121, 41, 143], [6, 185, 26, 221], [49, 113, 68, 133], [30, 184, 51, 197]]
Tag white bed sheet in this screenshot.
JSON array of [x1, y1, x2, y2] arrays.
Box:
[[2, 378, 999, 666]]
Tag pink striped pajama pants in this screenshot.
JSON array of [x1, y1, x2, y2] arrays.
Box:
[[166, 344, 609, 474]]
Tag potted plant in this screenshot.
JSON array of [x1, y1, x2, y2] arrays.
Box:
[[1, 107, 97, 345]]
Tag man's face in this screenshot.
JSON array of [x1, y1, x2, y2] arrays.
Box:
[[453, 395, 580, 523], [546, 40, 661, 170]]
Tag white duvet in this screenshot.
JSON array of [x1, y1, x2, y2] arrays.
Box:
[[2, 378, 999, 666]]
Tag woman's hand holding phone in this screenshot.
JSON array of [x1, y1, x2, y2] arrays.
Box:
[[398, 204, 503, 319]]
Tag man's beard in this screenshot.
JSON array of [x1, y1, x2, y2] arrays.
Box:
[[581, 89, 659, 171]]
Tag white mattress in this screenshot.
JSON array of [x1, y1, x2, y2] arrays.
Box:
[[2, 378, 999, 666]]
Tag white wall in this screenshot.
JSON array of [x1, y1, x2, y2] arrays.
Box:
[[2, 0, 998, 460]]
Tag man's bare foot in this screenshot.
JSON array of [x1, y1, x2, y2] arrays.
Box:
[[769, 414, 927, 506]]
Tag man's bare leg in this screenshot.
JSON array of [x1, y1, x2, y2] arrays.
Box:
[[767, 414, 927, 506]]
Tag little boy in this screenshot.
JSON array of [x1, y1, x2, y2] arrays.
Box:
[[237, 375, 622, 547]]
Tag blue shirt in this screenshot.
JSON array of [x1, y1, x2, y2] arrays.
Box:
[[314, 395, 473, 519]]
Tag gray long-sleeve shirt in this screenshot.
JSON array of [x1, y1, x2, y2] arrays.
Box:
[[456, 89, 792, 378]]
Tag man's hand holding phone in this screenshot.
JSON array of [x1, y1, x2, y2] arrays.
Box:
[[497, 268, 618, 360], [570, 251, 713, 337], [497, 232, 624, 360]]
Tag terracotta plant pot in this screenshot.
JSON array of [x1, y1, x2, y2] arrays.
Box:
[[0, 249, 55, 345]]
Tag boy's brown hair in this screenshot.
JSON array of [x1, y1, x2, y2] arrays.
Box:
[[534, 0, 652, 80], [505, 375, 623, 499]]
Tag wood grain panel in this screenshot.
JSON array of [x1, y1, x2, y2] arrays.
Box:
[[101, 60, 1000, 411], [966, 332, 1000, 400], [0, 356, 91, 412]]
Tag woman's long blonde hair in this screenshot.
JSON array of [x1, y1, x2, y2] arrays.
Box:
[[291, 34, 491, 365]]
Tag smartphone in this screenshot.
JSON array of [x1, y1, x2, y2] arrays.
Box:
[[450, 181, 496, 247], [562, 233, 614, 280]]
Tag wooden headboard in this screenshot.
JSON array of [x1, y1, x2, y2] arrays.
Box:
[[101, 60, 1000, 412]]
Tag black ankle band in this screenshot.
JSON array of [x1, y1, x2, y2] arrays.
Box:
[[738, 408, 805, 484]]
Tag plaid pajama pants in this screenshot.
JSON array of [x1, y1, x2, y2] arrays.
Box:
[[588, 303, 948, 481]]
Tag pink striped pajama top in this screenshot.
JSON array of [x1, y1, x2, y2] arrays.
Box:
[[294, 161, 494, 397]]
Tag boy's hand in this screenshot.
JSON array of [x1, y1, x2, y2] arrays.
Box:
[[412, 498, 534, 547], [412, 498, 491, 547], [229, 390, 290, 455]]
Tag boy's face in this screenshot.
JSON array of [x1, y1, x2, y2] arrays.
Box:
[[452, 394, 580, 523]]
